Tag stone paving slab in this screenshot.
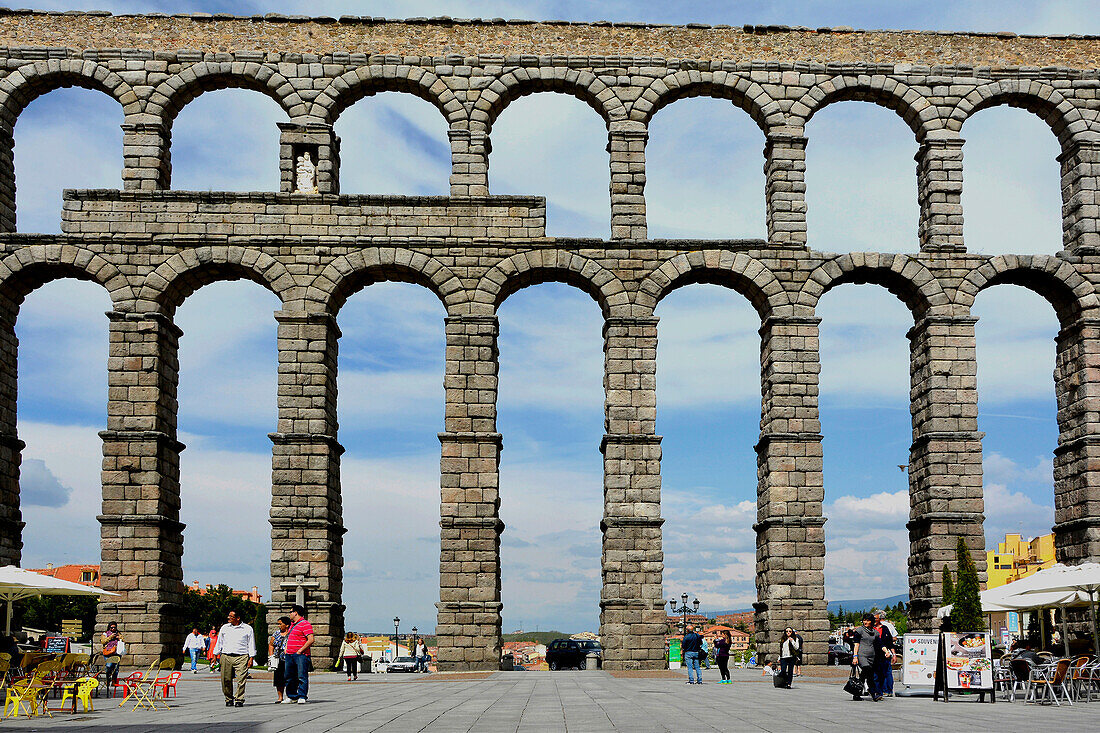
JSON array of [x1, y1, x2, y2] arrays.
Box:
[[4, 667, 1098, 732]]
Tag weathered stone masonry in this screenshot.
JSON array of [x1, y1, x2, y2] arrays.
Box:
[[0, 10, 1099, 668]]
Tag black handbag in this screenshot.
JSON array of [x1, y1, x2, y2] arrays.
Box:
[[773, 671, 791, 688], [843, 667, 863, 696]]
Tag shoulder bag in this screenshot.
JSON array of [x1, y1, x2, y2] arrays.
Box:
[[843, 666, 863, 697]]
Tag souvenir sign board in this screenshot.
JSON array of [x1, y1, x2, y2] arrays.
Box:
[[932, 632, 995, 703], [901, 633, 938, 687]]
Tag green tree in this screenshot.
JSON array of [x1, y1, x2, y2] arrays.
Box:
[[253, 604, 269, 665], [951, 537, 983, 632], [941, 565, 955, 606], [12, 595, 99, 641], [177, 584, 259, 636]]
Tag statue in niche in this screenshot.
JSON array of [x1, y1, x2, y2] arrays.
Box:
[[295, 150, 319, 193]]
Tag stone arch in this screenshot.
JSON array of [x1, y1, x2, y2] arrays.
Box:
[[797, 253, 949, 318], [138, 247, 298, 316], [955, 255, 1099, 327], [791, 76, 944, 141], [314, 66, 465, 126], [473, 250, 630, 318], [635, 251, 791, 320], [0, 59, 140, 127], [471, 67, 627, 132], [630, 71, 784, 132], [310, 248, 467, 315], [0, 244, 135, 309], [148, 62, 306, 126], [950, 80, 1091, 147]]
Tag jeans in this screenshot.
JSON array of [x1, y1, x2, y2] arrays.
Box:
[[779, 657, 795, 684], [875, 655, 893, 696], [685, 651, 701, 682], [284, 653, 310, 700], [188, 648, 199, 671]]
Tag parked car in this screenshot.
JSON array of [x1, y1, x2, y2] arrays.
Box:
[[827, 643, 853, 666], [386, 656, 419, 673], [546, 638, 602, 670]]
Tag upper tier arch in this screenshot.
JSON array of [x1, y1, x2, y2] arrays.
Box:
[[148, 62, 306, 126], [473, 250, 631, 318], [137, 246, 299, 315], [309, 248, 467, 315], [471, 68, 627, 131], [950, 79, 1094, 147], [0, 244, 135, 309], [955, 254, 1100, 326], [630, 71, 784, 132], [636, 251, 791, 320], [797, 253, 949, 318], [790, 76, 944, 141], [314, 66, 465, 125], [0, 59, 139, 127]]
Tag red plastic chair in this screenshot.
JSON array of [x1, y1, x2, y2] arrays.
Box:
[[158, 671, 182, 698], [113, 671, 142, 698]]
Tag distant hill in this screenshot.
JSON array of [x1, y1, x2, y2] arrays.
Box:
[[705, 594, 908, 620], [827, 593, 908, 614]]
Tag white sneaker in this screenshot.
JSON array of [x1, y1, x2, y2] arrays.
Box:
[[296, 698, 307, 705], [281, 698, 295, 704]]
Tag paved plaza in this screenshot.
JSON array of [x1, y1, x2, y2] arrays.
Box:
[[5, 667, 1099, 732]]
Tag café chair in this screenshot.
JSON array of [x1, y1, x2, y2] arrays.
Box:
[[58, 676, 97, 713], [1032, 658, 1073, 706]]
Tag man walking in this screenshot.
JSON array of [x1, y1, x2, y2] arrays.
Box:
[[183, 626, 206, 673], [213, 610, 256, 707], [682, 624, 704, 684], [874, 610, 898, 697], [283, 604, 315, 704]]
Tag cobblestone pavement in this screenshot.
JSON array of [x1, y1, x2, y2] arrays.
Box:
[[5, 667, 1099, 732]]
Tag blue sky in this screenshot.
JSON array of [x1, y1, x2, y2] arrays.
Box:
[[12, 0, 1097, 634]]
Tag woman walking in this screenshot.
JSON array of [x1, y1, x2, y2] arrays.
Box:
[[778, 627, 800, 687], [206, 626, 220, 672], [269, 616, 291, 702], [101, 621, 124, 689], [338, 632, 362, 681], [715, 630, 732, 683]]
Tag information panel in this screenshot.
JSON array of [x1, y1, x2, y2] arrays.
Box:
[[901, 633, 938, 686]]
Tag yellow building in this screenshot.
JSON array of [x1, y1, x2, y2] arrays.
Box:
[[986, 533, 1056, 589]]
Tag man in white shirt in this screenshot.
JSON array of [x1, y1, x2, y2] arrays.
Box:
[[182, 626, 206, 673], [212, 610, 256, 707]]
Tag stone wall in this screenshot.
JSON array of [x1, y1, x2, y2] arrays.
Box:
[[61, 191, 546, 239], [0, 10, 1096, 671]]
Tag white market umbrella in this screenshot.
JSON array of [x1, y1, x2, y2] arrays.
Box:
[[1007, 563, 1100, 654], [0, 566, 116, 635]]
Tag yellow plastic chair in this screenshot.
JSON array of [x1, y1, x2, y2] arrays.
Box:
[[4, 668, 51, 718], [58, 676, 97, 713]]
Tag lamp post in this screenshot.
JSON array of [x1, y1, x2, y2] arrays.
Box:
[[393, 616, 400, 659], [411, 625, 418, 650], [669, 593, 700, 634]]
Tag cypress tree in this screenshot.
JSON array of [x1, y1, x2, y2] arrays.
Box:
[[253, 604, 269, 666], [952, 537, 984, 632], [941, 565, 955, 606]]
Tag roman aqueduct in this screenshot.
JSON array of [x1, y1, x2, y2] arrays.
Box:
[[0, 10, 1097, 668]]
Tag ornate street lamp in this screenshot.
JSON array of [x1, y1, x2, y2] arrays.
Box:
[[669, 593, 700, 634], [393, 616, 400, 659]]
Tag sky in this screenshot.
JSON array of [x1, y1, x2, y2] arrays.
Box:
[[11, 0, 1098, 635]]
